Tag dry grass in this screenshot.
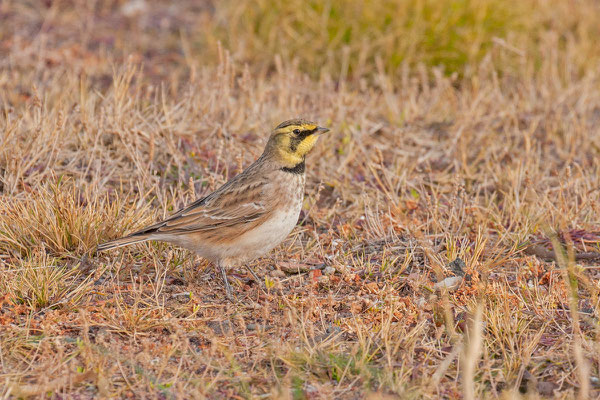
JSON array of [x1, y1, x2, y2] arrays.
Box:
[[2, 0, 600, 398]]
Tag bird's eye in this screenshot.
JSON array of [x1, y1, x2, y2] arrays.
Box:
[[293, 129, 300, 135]]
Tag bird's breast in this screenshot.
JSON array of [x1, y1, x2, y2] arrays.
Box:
[[227, 172, 305, 261]]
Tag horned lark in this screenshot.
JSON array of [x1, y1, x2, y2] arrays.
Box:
[[97, 119, 329, 300]]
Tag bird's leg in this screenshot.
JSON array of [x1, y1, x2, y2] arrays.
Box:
[[217, 261, 235, 302], [244, 265, 262, 284]]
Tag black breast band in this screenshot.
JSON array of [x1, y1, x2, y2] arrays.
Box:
[[281, 161, 305, 174]]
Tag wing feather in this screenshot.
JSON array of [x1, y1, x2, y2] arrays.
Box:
[[129, 162, 279, 237]]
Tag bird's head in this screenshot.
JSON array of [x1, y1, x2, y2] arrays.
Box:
[[264, 119, 330, 169]]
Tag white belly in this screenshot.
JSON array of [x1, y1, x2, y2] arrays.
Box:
[[228, 201, 302, 261]]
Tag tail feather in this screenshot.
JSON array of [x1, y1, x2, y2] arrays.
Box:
[[97, 234, 151, 252]]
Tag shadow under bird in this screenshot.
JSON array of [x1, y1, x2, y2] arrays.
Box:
[[97, 119, 330, 300]]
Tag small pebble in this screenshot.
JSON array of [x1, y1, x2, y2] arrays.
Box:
[[433, 276, 462, 291], [448, 257, 466, 277], [323, 266, 336, 275]]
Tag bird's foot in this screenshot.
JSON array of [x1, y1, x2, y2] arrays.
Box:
[[224, 284, 236, 303], [245, 266, 263, 285], [218, 262, 237, 303]]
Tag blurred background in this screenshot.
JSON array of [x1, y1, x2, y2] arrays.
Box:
[[2, 0, 600, 87]]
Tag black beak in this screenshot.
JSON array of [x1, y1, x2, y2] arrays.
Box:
[[316, 126, 330, 134]]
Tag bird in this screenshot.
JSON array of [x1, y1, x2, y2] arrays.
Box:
[[97, 119, 330, 301]]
